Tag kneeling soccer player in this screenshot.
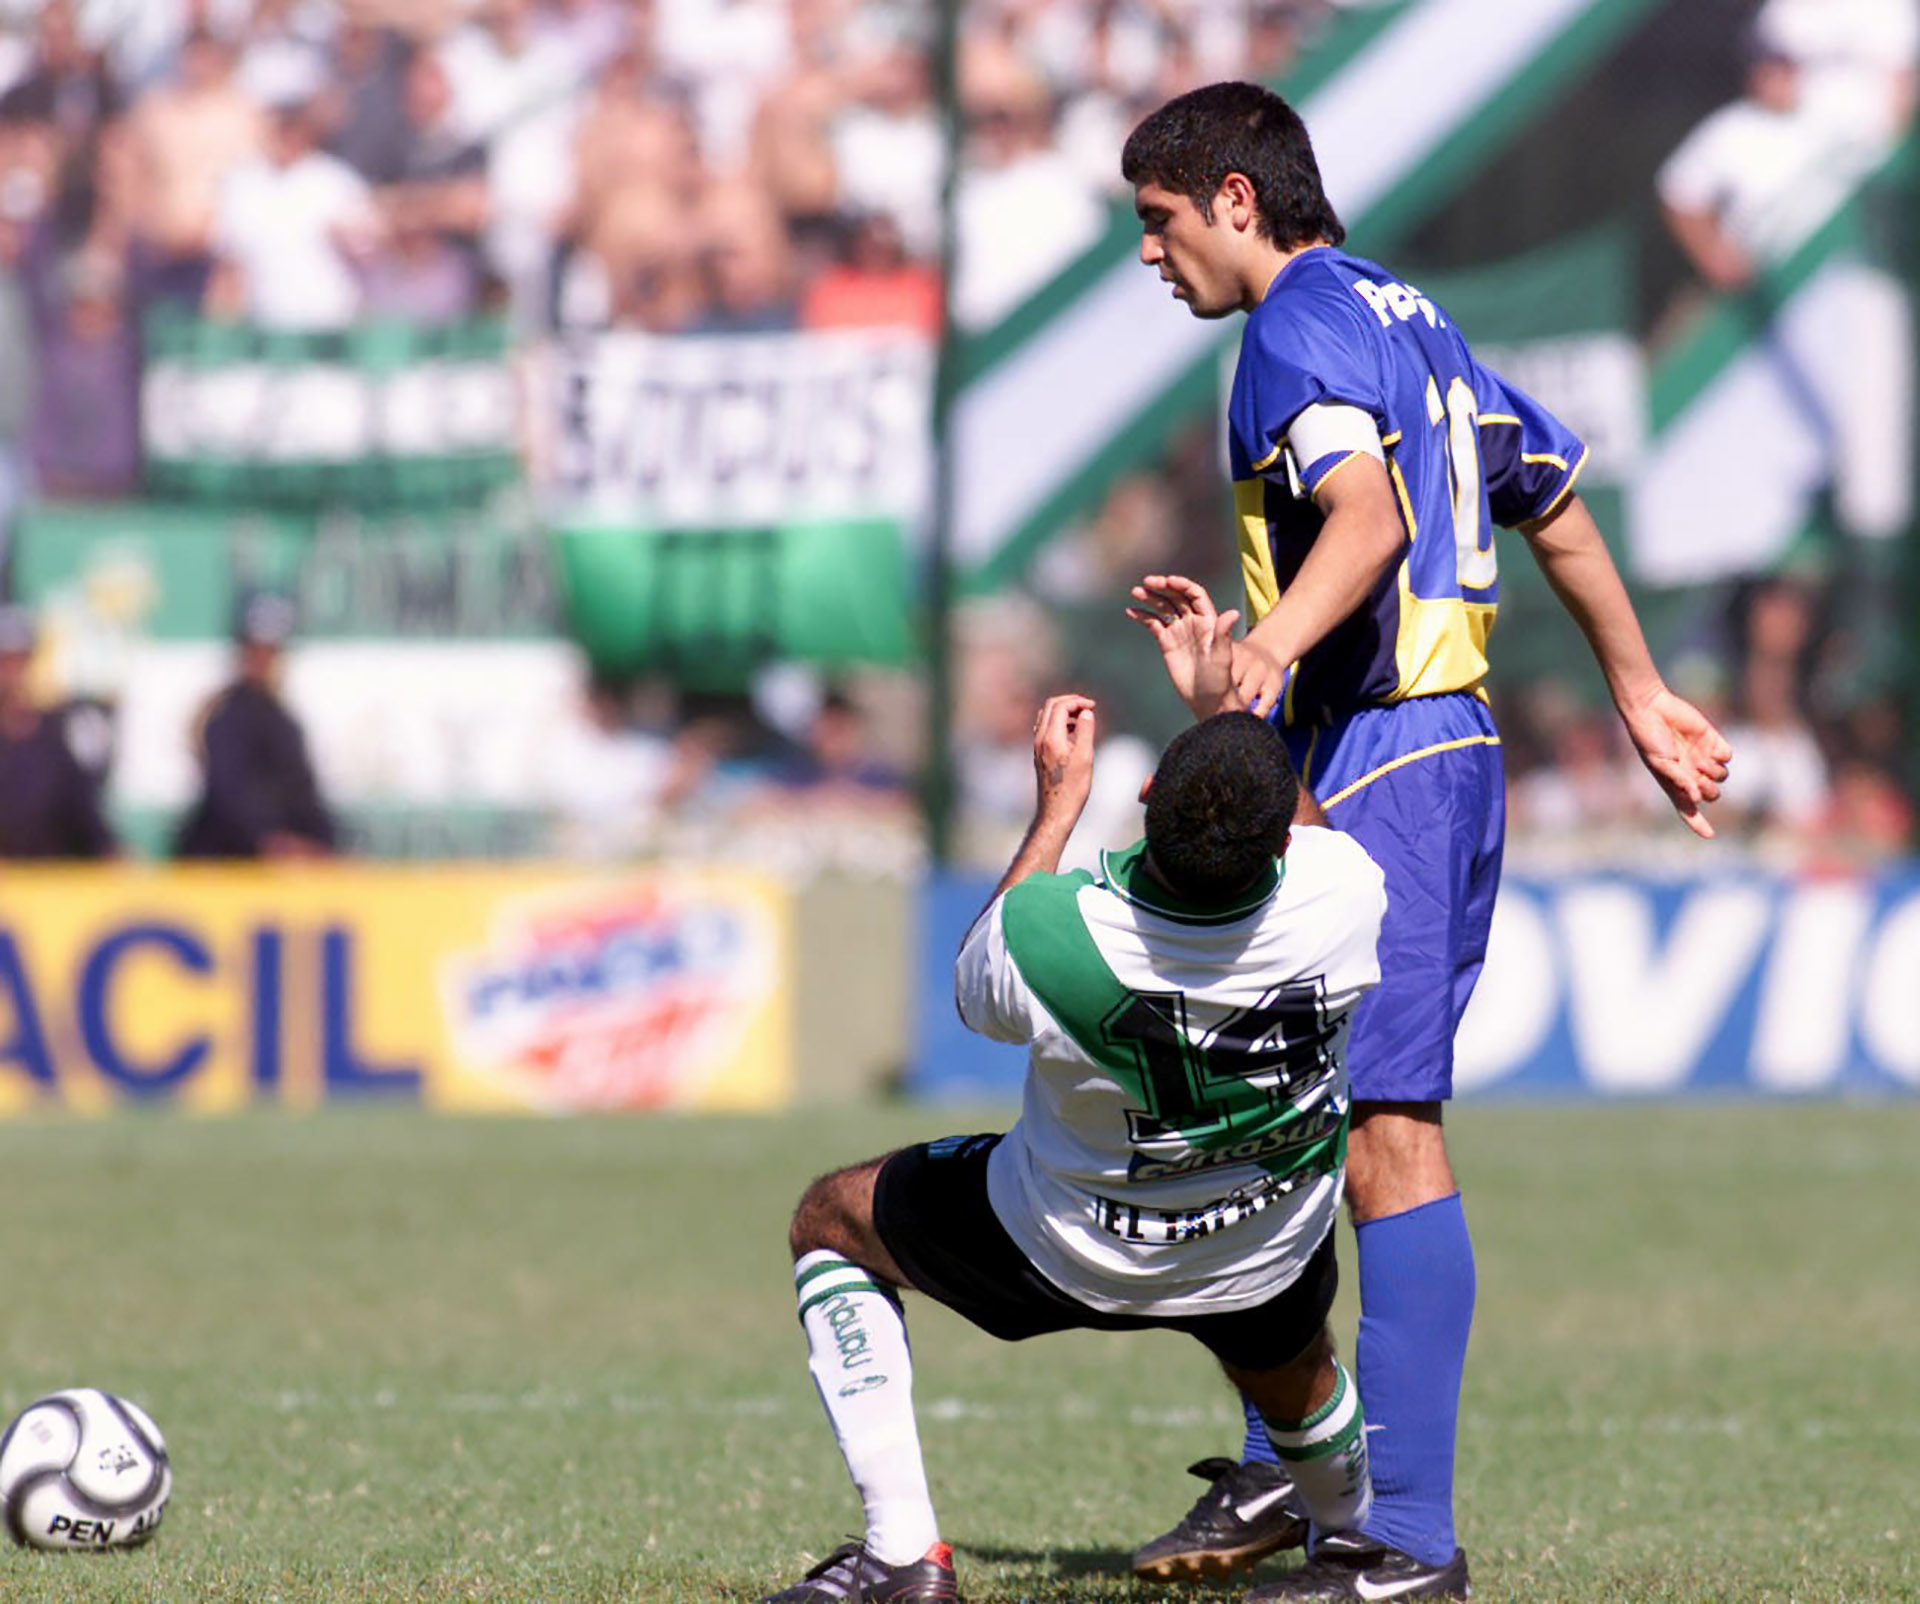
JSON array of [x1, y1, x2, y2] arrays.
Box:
[[760, 693, 1386, 1604]]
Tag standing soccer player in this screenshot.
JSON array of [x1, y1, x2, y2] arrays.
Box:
[[1119, 82, 1732, 1601]]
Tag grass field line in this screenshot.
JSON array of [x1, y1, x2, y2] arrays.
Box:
[[260, 1386, 1239, 1430], [254, 1387, 1920, 1444]]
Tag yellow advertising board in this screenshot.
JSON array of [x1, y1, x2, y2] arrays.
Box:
[[0, 866, 791, 1114]]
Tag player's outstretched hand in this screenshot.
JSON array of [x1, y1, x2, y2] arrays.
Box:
[[1031, 693, 1097, 829], [1126, 573, 1243, 719], [1618, 687, 1733, 840]]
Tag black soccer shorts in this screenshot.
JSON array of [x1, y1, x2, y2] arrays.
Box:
[[871, 1132, 1337, 1373]]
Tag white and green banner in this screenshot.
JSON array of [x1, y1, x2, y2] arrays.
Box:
[[141, 317, 521, 510]]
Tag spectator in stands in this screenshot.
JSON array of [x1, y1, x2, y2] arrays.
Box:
[[691, 177, 798, 332], [324, 18, 415, 187], [206, 71, 384, 331], [952, 37, 1104, 330], [951, 592, 1061, 868], [233, 0, 335, 117], [438, 0, 584, 148], [829, 43, 941, 259], [362, 51, 486, 322], [1716, 575, 1834, 839], [1246, 0, 1309, 82], [558, 45, 702, 329], [770, 683, 911, 802], [653, 0, 796, 175], [568, 36, 693, 229], [798, 209, 939, 334], [543, 670, 682, 860], [480, 21, 588, 333], [29, 243, 139, 498], [1506, 684, 1661, 840], [1754, 0, 1920, 155], [1656, 32, 1837, 295], [0, 603, 116, 859], [1821, 750, 1915, 856], [126, 27, 263, 312], [384, 51, 488, 236], [538, 0, 629, 80], [361, 199, 483, 324], [174, 594, 337, 861], [0, 1, 122, 151]]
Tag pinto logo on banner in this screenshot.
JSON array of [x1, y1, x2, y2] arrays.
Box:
[[438, 878, 781, 1111], [0, 866, 790, 1114]]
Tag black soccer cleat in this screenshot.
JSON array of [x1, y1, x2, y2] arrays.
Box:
[[760, 1538, 962, 1603], [1131, 1457, 1310, 1582], [1244, 1530, 1471, 1600]]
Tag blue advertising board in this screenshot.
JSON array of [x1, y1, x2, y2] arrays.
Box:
[[911, 865, 1920, 1101]]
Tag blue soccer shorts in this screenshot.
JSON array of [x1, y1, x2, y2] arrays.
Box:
[[1282, 692, 1505, 1104]]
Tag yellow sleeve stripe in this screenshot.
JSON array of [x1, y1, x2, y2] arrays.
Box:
[[1476, 413, 1522, 427], [1321, 734, 1503, 809], [1381, 429, 1403, 448], [1523, 443, 1589, 528], [1520, 451, 1568, 470], [1252, 439, 1286, 473], [1307, 449, 1367, 495]]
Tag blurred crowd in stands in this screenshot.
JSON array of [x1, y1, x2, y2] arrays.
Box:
[[0, 0, 1340, 507], [0, 0, 1912, 872]]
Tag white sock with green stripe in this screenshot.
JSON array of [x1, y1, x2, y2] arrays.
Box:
[[1261, 1359, 1373, 1532], [794, 1250, 939, 1565]]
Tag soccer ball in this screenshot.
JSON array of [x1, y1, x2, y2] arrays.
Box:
[[0, 1389, 171, 1551]]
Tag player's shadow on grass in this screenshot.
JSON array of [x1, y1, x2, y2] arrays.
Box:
[[958, 1542, 1244, 1596]]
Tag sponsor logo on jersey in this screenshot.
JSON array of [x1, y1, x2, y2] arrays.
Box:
[[1127, 1106, 1340, 1183], [1350, 276, 1446, 331]]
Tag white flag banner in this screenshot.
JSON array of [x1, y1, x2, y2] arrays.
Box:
[[547, 329, 934, 529]]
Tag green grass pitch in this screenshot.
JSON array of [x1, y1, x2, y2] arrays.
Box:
[[1, 1103, 1915, 1602]]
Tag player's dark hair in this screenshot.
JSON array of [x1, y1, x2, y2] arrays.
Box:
[[1144, 712, 1299, 901], [1121, 81, 1345, 249]]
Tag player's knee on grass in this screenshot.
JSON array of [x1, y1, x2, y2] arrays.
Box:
[[788, 1155, 905, 1283]]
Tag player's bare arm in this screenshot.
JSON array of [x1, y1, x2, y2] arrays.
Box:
[[1519, 494, 1733, 839], [988, 694, 1098, 903], [1235, 454, 1406, 715]]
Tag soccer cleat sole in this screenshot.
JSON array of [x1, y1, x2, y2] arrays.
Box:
[[1132, 1527, 1308, 1582]]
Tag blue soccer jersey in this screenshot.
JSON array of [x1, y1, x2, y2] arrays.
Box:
[[1228, 247, 1587, 727]]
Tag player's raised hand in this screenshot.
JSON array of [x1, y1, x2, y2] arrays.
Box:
[[1126, 573, 1243, 718], [1617, 687, 1733, 840], [1031, 693, 1097, 828]]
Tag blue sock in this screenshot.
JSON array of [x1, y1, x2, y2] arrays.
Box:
[[1240, 1392, 1280, 1466], [1353, 1192, 1475, 1566]]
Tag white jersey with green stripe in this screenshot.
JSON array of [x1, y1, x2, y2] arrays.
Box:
[[956, 826, 1385, 1316]]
